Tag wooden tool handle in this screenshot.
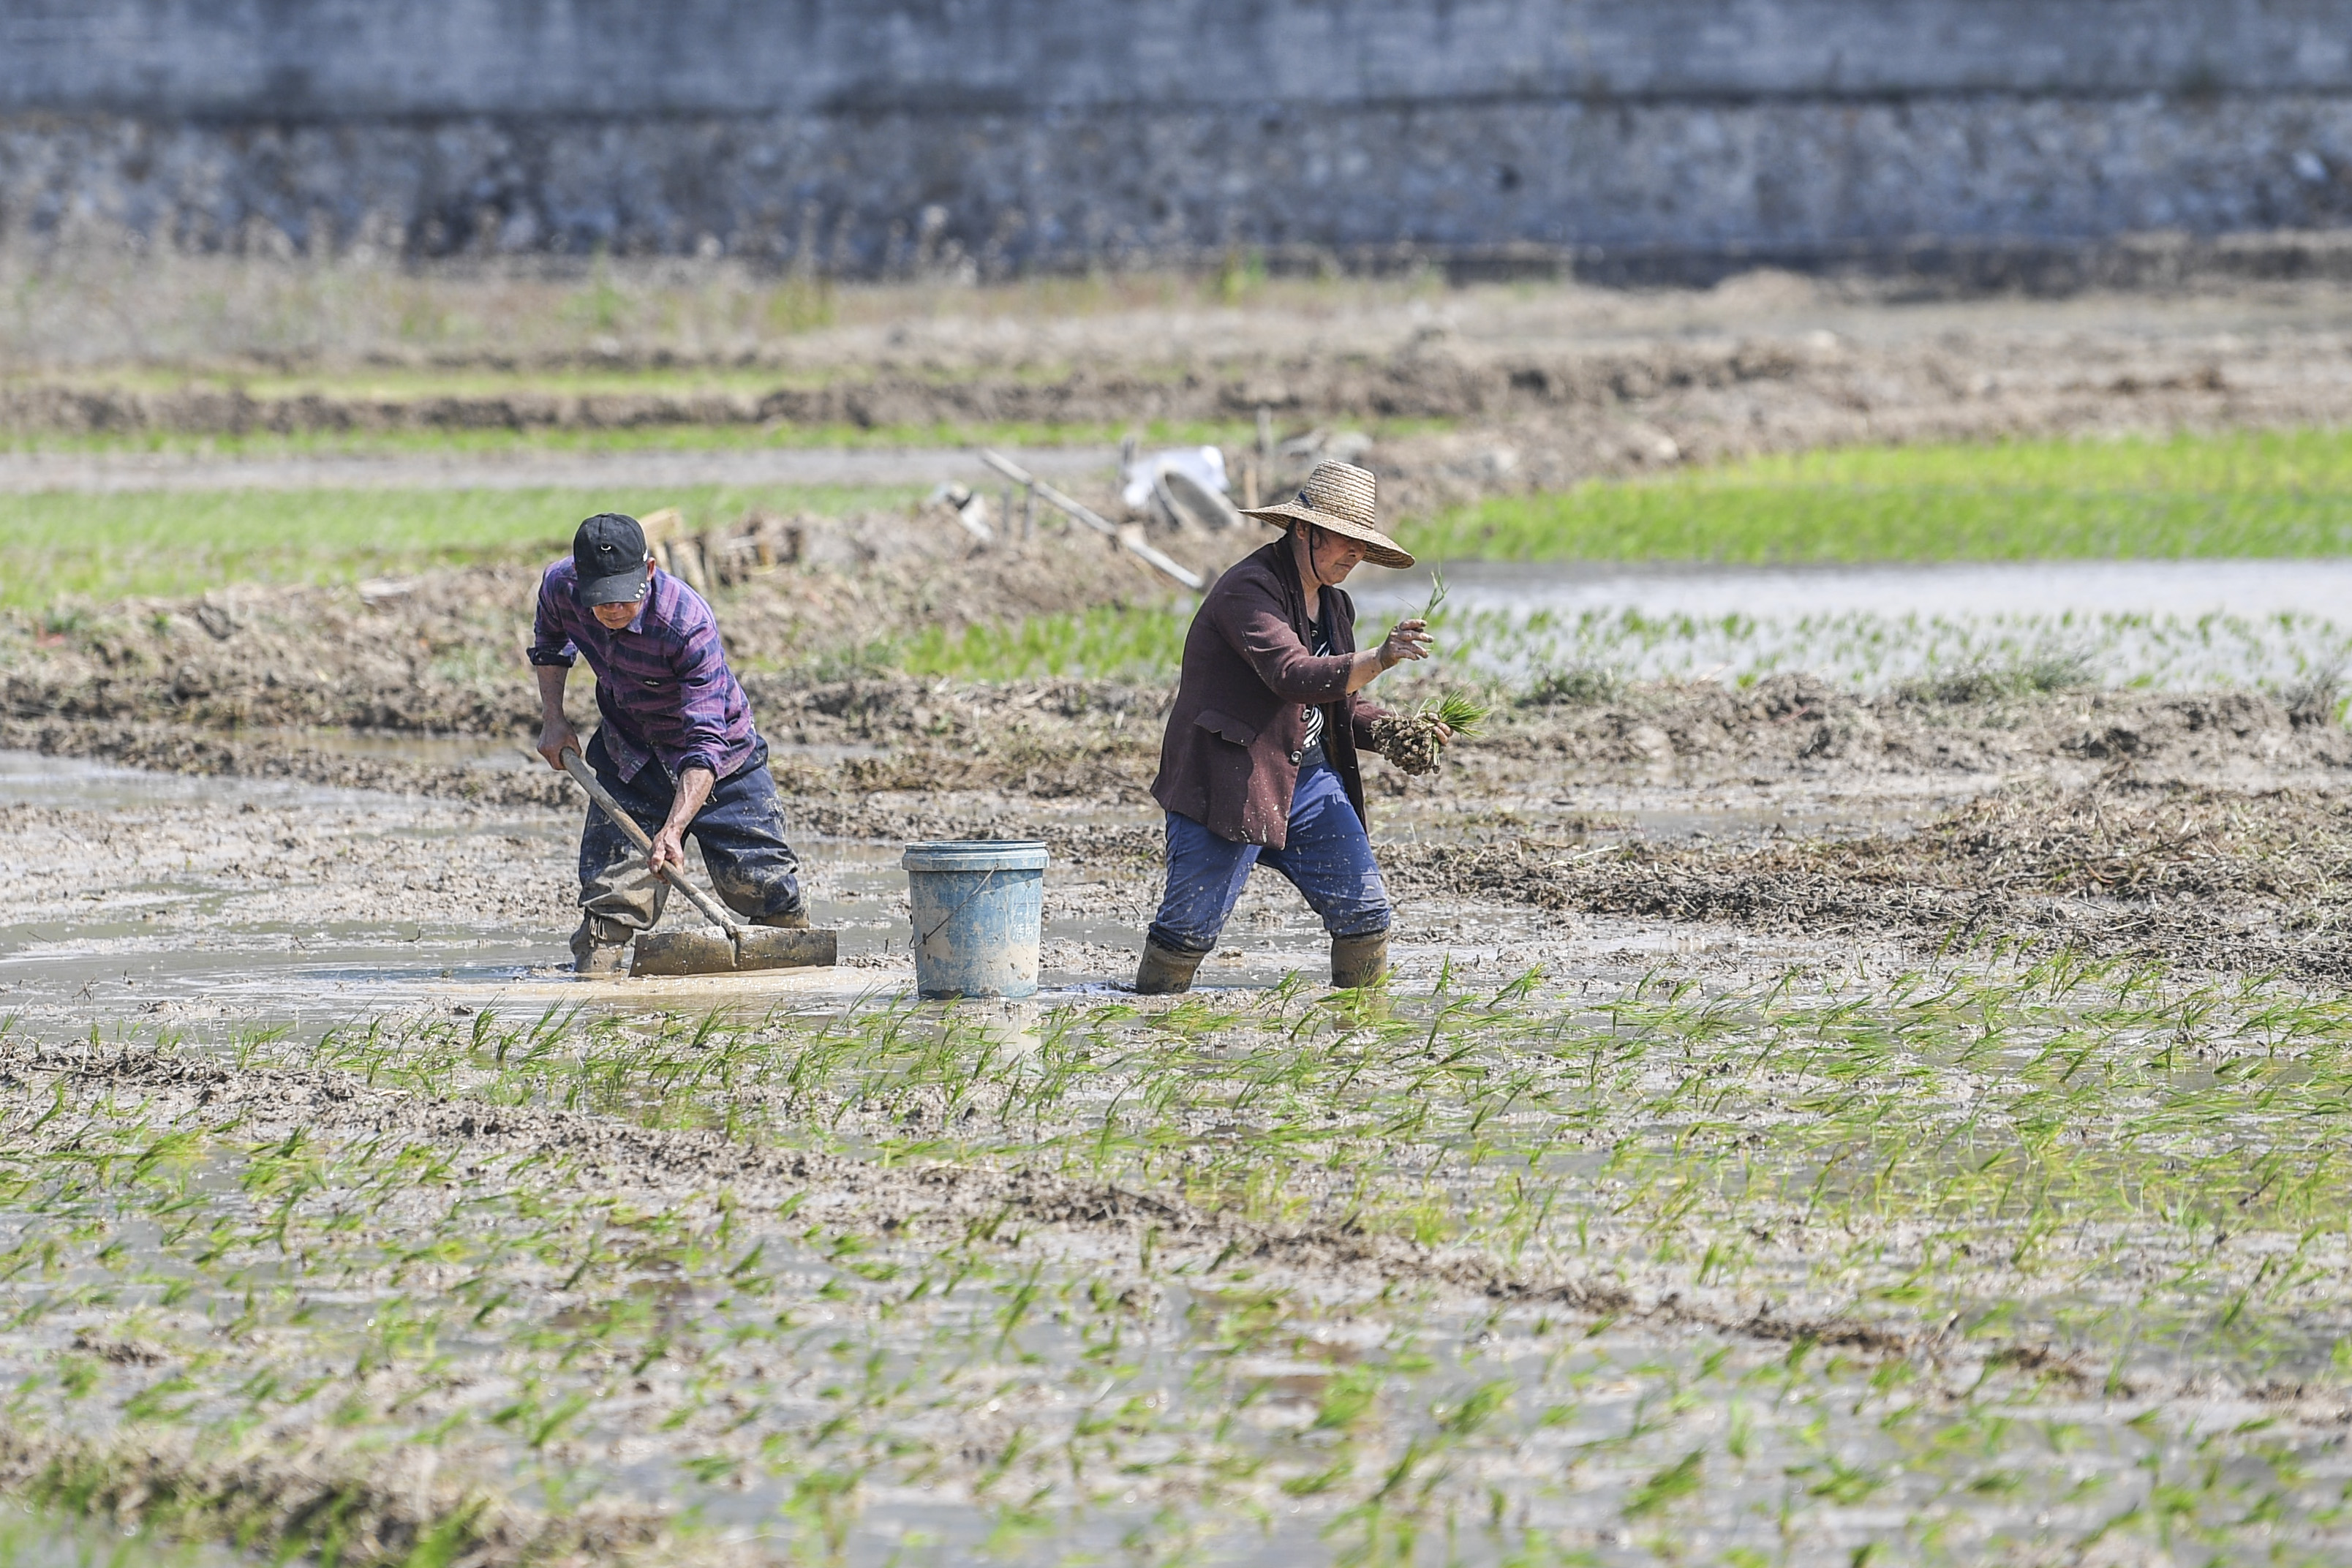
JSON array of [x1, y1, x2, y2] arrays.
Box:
[[557, 747, 745, 940]]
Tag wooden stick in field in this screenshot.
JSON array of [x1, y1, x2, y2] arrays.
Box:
[[976, 449, 1205, 592]]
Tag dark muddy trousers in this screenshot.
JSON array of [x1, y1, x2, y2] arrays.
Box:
[[576, 728, 805, 943]]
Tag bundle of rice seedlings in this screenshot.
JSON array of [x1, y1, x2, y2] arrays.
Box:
[[1369, 690, 1488, 775]]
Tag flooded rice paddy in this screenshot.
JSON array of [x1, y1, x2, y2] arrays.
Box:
[[28, 252, 2352, 1564], [1, 748, 1912, 1044], [10, 728, 2352, 1564], [12, 931, 2352, 1564], [1359, 558, 2352, 692], [12, 553, 2352, 1563], [0, 750, 1376, 1038]]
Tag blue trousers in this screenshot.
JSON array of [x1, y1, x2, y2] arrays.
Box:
[[1147, 761, 1392, 954], [576, 728, 805, 941]]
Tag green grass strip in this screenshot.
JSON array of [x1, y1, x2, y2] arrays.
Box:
[[1409, 427, 2352, 562], [892, 600, 1194, 682], [26, 426, 2352, 621], [3, 483, 918, 612]]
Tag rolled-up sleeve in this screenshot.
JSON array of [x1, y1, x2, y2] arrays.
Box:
[[527, 570, 578, 667], [1210, 580, 1354, 704]]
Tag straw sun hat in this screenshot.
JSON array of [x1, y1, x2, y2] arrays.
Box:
[[1241, 459, 1416, 570]]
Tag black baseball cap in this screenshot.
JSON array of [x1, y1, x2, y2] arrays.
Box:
[[573, 513, 652, 607]]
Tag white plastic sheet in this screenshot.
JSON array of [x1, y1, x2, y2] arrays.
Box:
[[1120, 445, 1228, 511]]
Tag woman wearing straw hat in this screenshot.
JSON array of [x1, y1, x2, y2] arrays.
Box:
[[1137, 459, 1437, 994]]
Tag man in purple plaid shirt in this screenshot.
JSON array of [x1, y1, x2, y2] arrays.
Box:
[[529, 513, 807, 975]]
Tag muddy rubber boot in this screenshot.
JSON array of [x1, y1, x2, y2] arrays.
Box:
[[1330, 931, 1390, 990], [1134, 939, 1206, 995], [754, 907, 813, 930], [570, 919, 632, 977]]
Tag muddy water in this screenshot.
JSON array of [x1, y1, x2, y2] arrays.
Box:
[[0, 750, 917, 1034], [0, 750, 1432, 1037], [0, 750, 572, 1032], [0, 1507, 244, 1567], [3, 746, 1892, 1044]]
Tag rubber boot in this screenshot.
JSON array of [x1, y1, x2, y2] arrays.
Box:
[[570, 918, 632, 977], [1134, 939, 1206, 995], [1330, 930, 1390, 990], [754, 906, 813, 930]]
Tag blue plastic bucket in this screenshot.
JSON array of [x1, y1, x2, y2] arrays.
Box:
[[902, 840, 1050, 1000]]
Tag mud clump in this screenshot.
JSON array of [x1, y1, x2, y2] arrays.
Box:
[[10, 662, 2348, 820], [1395, 781, 2352, 980], [1468, 677, 2352, 787], [1367, 712, 1449, 774], [0, 1428, 671, 1568]]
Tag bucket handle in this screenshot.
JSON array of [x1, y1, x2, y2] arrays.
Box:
[[913, 865, 1003, 952]]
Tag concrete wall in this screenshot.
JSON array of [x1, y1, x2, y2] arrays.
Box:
[[3, 0, 2350, 269]]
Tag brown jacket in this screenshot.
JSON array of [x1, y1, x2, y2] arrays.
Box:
[[1151, 539, 1392, 847]]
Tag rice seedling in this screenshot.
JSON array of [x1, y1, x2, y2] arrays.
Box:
[[1890, 643, 2096, 704], [0, 1504, 225, 1568], [890, 598, 1196, 683], [1411, 602, 2352, 694], [850, 587, 2352, 697], [1422, 690, 1488, 736], [15, 943, 2352, 1561], [1411, 426, 2352, 563], [1366, 692, 1488, 775], [1419, 569, 1451, 625], [1518, 661, 1626, 707]]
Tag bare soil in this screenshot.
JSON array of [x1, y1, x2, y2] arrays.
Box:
[[1392, 780, 2352, 982], [11, 564, 2349, 802], [12, 663, 2352, 990], [0, 519, 1238, 742], [12, 271, 2352, 521]]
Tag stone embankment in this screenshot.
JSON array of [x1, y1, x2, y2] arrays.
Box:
[[5, 0, 2351, 271]]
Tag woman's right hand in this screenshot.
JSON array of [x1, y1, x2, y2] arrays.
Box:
[[1379, 618, 1435, 669]]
